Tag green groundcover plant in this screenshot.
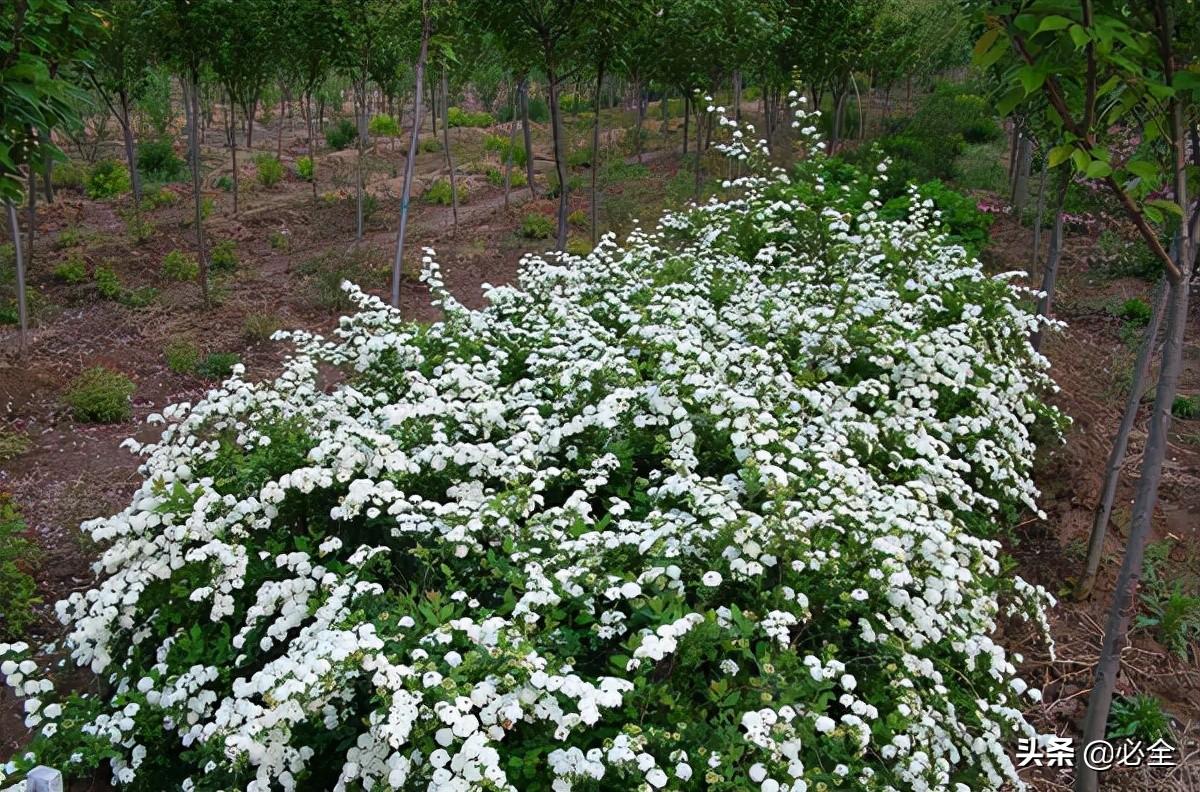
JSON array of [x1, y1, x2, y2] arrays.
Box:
[[1, 101, 1058, 792]]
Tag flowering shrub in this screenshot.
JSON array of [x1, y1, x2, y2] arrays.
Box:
[[1, 105, 1059, 792]]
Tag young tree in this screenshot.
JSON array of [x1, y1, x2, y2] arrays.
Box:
[[87, 0, 152, 205], [281, 0, 343, 207], [391, 0, 431, 308], [2, 0, 97, 351], [976, 7, 1198, 791]]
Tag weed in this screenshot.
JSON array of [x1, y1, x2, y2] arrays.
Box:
[[483, 135, 528, 167], [520, 213, 554, 240], [243, 313, 281, 343], [1172, 395, 1200, 419], [1108, 694, 1173, 743], [210, 240, 238, 272], [423, 179, 467, 206], [420, 138, 442, 154], [126, 214, 155, 243], [300, 248, 382, 311], [164, 338, 201, 374], [485, 166, 527, 188], [162, 250, 199, 281], [94, 265, 123, 300], [195, 352, 240, 380], [325, 118, 357, 151], [64, 366, 135, 423], [254, 154, 283, 187], [567, 209, 588, 228], [54, 254, 88, 284], [566, 237, 592, 257], [0, 427, 31, 462], [120, 286, 157, 308], [446, 107, 494, 128], [270, 229, 291, 250], [1112, 297, 1152, 325], [296, 156, 314, 182], [368, 114, 400, 138], [137, 139, 185, 181], [216, 176, 233, 192], [0, 494, 40, 641], [51, 160, 86, 191], [85, 159, 131, 199]]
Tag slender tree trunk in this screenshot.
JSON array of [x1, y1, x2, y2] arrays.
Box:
[[548, 69, 569, 250], [682, 94, 689, 155], [1076, 266, 1189, 792], [277, 89, 286, 160], [591, 64, 604, 246], [733, 70, 742, 124], [392, 12, 430, 309], [1012, 135, 1033, 214], [225, 89, 240, 216], [503, 81, 519, 210], [441, 69, 458, 233], [1030, 174, 1070, 352], [1075, 276, 1169, 600], [42, 159, 53, 204], [5, 200, 28, 352], [633, 78, 644, 163], [520, 80, 536, 198], [355, 80, 367, 241], [1030, 157, 1048, 279], [118, 92, 142, 205], [186, 72, 209, 305], [245, 94, 257, 149], [428, 71, 437, 137]]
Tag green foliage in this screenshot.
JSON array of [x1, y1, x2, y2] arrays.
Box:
[[50, 160, 86, 191], [1112, 297, 1151, 325], [446, 107, 494, 128], [195, 352, 241, 380], [566, 237, 592, 256], [295, 155, 314, 182], [84, 159, 131, 199], [0, 494, 40, 642], [955, 141, 1009, 193], [567, 209, 588, 228], [63, 366, 134, 423], [54, 254, 87, 284], [0, 427, 31, 462], [121, 285, 157, 308], [325, 118, 358, 150], [598, 160, 650, 187], [567, 146, 593, 168], [93, 265, 123, 300], [125, 213, 154, 243], [1172, 395, 1200, 420], [254, 154, 284, 187], [544, 170, 583, 199], [201, 196, 216, 220], [162, 250, 199, 281], [215, 175, 233, 192], [423, 178, 467, 206], [269, 229, 291, 250], [908, 83, 1001, 146], [1136, 539, 1200, 659], [299, 248, 382, 312], [1093, 230, 1163, 281], [140, 185, 180, 210], [210, 240, 238, 272], [485, 166, 527, 188], [497, 96, 548, 123], [483, 134, 528, 167], [419, 137, 442, 154], [1108, 694, 1173, 743], [368, 114, 400, 138], [519, 212, 554, 239], [880, 180, 994, 254], [164, 338, 201, 374], [243, 313, 281, 343], [137, 139, 185, 182]]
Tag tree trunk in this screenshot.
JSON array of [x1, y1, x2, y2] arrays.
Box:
[[503, 85, 518, 210], [119, 92, 142, 205], [277, 89, 286, 160], [1030, 174, 1070, 352], [1075, 276, 1169, 600], [186, 72, 209, 305], [355, 81, 367, 241], [441, 68, 458, 233], [26, 166, 36, 276], [693, 103, 704, 200], [1076, 266, 1189, 792], [634, 77, 644, 163], [42, 159, 53, 204], [591, 65, 604, 246], [686, 94, 696, 156], [245, 94, 257, 149], [1012, 135, 1033, 214], [520, 80, 536, 199], [391, 12, 430, 309], [428, 71, 437, 137], [305, 93, 318, 209], [548, 69, 569, 250], [1030, 157, 1048, 279], [733, 70, 742, 124], [5, 200, 28, 352]]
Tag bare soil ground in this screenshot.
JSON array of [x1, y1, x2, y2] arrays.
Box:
[[1, 107, 1198, 791]]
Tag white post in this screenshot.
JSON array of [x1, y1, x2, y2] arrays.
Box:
[[26, 767, 62, 792]]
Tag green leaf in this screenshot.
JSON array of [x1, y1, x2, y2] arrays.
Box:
[[1048, 145, 1074, 168], [972, 27, 1002, 58], [1085, 160, 1112, 179], [1126, 160, 1158, 181], [995, 86, 1025, 116], [1035, 15, 1073, 34], [1019, 66, 1046, 95], [1146, 199, 1183, 218], [1071, 149, 1090, 173], [1069, 24, 1090, 49]]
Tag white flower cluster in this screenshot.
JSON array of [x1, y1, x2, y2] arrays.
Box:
[[1, 106, 1059, 791]]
